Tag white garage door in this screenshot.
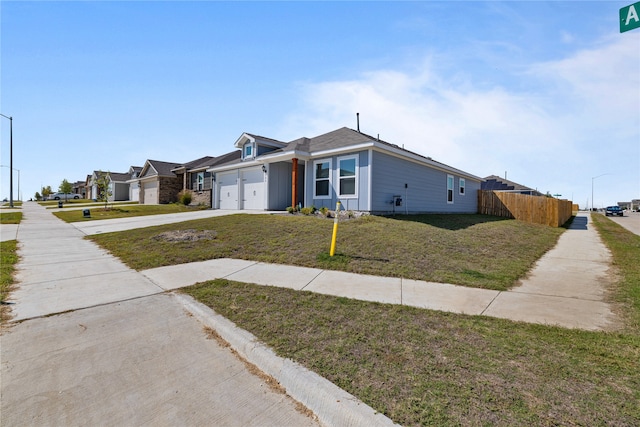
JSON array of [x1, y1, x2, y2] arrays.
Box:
[[218, 171, 238, 210], [142, 181, 157, 205], [241, 168, 265, 210]]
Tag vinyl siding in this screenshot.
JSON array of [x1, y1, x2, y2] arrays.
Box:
[[370, 151, 479, 214], [306, 151, 370, 211]]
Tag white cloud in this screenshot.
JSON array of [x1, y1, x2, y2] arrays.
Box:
[[281, 32, 639, 207]]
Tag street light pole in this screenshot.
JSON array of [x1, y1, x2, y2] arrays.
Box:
[[0, 114, 13, 208], [591, 173, 612, 211], [0, 166, 19, 202]]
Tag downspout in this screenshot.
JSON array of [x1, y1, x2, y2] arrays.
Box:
[[292, 157, 298, 208]]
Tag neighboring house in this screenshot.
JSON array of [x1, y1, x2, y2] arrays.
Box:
[[135, 156, 246, 206], [86, 170, 131, 201], [207, 127, 482, 213], [137, 159, 183, 204], [84, 174, 93, 200], [107, 172, 131, 202], [171, 153, 242, 206], [127, 166, 143, 202], [72, 181, 86, 198], [87, 171, 108, 201], [482, 175, 544, 196]]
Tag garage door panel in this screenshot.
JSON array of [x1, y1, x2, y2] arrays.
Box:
[[218, 172, 238, 210], [143, 181, 157, 205], [241, 169, 264, 210]]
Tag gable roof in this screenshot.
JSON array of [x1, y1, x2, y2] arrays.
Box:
[[140, 159, 182, 178], [107, 172, 130, 183]]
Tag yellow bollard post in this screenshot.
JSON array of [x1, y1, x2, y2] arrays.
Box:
[[329, 201, 341, 257]]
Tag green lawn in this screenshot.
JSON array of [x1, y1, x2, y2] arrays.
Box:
[[0, 212, 22, 224], [88, 213, 565, 290], [54, 203, 209, 222], [180, 214, 640, 426], [1, 240, 18, 322]]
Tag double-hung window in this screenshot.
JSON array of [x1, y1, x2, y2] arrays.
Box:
[[314, 159, 331, 198], [338, 156, 357, 197], [447, 175, 454, 203], [459, 178, 465, 195]]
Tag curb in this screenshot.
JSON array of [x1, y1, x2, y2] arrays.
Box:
[[174, 293, 398, 427]]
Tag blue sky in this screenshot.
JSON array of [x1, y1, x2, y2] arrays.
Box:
[[1, 1, 638, 209]]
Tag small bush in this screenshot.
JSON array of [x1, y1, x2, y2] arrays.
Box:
[[178, 190, 193, 206], [300, 206, 316, 215], [319, 206, 329, 217]]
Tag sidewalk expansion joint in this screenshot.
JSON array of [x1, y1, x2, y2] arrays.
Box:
[[8, 291, 168, 324], [220, 261, 259, 279], [300, 270, 325, 291], [480, 291, 503, 316]]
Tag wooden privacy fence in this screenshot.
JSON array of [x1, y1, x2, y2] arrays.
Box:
[[477, 190, 574, 227]]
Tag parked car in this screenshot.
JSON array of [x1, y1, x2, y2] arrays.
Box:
[[605, 206, 623, 216], [50, 192, 80, 200]]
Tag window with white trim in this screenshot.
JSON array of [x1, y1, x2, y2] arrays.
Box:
[[314, 159, 331, 198], [447, 175, 454, 203], [338, 155, 357, 197], [197, 172, 204, 191], [459, 178, 465, 195], [244, 144, 253, 159]]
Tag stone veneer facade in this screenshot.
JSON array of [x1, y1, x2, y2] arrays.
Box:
[[158, 177, 183, 204]]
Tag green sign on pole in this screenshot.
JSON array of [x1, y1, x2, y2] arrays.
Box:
[[620, 1, 640, 33]]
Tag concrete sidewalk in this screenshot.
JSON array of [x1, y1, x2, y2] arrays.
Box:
[[73, 207, 618, 331], [133, 211, 615, 331], [2, 202, 393, 426]]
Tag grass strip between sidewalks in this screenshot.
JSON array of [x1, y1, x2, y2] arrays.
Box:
[[1, 240, 18, 322], [0, 212, 22, 224], [54, 203, 209, 221], [591, 213, 640, 331], [182, 214, 640, 426]]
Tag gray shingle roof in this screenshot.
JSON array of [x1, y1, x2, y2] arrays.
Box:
[[482, 175, 542, 195], [144, 160, 182, 177], [108, 172, 130, 182]]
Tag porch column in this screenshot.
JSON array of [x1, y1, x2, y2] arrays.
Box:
[[292, 157, 298, 208]]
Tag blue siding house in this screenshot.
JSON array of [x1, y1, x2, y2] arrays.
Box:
[[208, 127, 482, 214]]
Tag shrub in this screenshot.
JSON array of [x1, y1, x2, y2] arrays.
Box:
[[178, 190, 193, 206], [300, 206, 316, 215], [319, 206, 329, 217]]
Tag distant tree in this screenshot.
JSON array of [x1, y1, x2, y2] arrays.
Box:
[[96, 171, 112, 209], [59, 179, 73, 200], [41, 186, 53, 199], [34, 191, 42, 201]]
